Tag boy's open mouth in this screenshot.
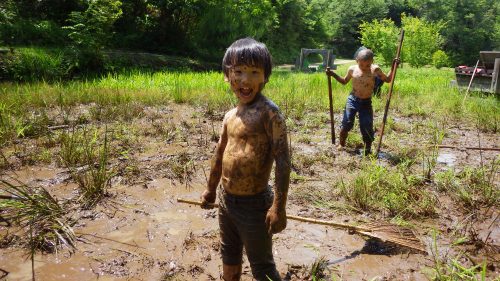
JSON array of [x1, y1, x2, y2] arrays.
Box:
[[239, 87, 253, 97]]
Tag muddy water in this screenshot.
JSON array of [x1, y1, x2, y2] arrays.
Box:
[[1, 164, 431, 281]]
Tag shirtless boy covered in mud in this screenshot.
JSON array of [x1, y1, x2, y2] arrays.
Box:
[[327, 49, 398, 155], [200, 38, 290, 281]]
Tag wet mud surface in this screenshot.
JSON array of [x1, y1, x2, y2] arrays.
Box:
[[1, 103, 498, 280]]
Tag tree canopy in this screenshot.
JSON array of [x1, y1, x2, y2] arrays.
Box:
[[0, 0, 498, 65]]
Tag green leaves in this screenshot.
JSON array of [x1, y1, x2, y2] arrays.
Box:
[[360, 15, 444, 67]]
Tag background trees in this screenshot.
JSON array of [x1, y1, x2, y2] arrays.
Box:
[[0, 0, 498, 66]]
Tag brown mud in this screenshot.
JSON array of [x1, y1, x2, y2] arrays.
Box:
[[1, 102, 499, 280]]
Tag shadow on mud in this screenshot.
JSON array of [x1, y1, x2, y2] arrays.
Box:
[[327, 238, 409, 266]]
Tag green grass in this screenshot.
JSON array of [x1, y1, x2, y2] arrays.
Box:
[[426, 231, 489, 281], [58, 127, 114, 209], [0, 65, 497, 146], [0, 179, 76, 252], [339, 160, 437, 218]]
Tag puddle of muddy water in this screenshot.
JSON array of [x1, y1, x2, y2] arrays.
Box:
[[437, 152, 457, 166]]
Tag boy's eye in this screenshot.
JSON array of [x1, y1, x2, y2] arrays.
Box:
[[252, 71, 259, 74]]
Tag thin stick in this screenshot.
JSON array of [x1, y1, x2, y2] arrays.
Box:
[[376, 29, 405, 157], [30, 218, 35, 281], [326, 67, 336, 144], [177, 198, 369, 231], [176, 198, 426, 253], [436, 145, 500, 151], [463, 59, 480, 103], [75, 232, 146, 249]]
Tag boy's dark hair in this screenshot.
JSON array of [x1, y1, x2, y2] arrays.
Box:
[[222, 37, 272, 81], [356, 49, 374, 61]]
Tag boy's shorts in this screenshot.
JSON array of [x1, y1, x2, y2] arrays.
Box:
[[218, 186, 282, 281]]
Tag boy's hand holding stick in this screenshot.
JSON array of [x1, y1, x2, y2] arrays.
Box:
[[177, 198, 427, 253], [375, 29, 405, 157]]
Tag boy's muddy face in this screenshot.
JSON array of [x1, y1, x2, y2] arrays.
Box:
[[357, 59, 373, 71], [227, 65, 266, 104]]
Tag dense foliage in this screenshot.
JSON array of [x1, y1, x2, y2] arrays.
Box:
[[0, 0, 498, 69]]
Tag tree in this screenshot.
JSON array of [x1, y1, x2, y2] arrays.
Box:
[[409, 0, 499, 65], [401, 14, 444, 67], [360, 18, 398, 65], [324, 0, 388, 57], [63, 0, 123, 72]]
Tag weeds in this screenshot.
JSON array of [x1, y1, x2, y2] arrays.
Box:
[[426, 230, 488, 281], [0, 179, 76, 252], [165, 152, 195, 183], [59, 127, 114, 208], [339, 160, 437, 218]]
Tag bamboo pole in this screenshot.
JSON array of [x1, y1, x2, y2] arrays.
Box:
[[326, 67, 336, 144], [178, 198, 371, 232], [177, 198, 427, 253], [376, 29, 405, 157]]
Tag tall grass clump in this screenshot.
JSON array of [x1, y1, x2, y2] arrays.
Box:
[[59, 127, 114, 208], [425, 231, 488, 281], [0, 47, 66, 81], [339, 160, 437, 218], [0, 179, 76, 252]]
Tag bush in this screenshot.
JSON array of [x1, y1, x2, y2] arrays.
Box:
[[0, 47, 66, 81], [360, 18, 398, 65], [432, 50, 450, 68], [402, 15, 444, 67]]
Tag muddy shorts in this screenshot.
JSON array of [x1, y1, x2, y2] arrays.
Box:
[[341, 92, 374, 144], [218, 186, 282, 281]]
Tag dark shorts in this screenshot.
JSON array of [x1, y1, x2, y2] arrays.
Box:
[[218, 186, 282, 281]]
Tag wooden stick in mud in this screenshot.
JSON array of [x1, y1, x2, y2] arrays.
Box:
[[464, 59, 480, 103], [436, 145, 500, 152], [326, 67, 336, 144], [376, 29, 405, 157], [177, 198, 427, 253]]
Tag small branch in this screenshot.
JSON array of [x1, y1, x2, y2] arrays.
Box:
[[436, 145, 500, 152]]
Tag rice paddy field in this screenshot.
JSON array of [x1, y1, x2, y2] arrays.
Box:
[[0, 63, 499, 280]]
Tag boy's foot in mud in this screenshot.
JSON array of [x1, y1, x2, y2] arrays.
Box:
[[336, 144, 345, 151]]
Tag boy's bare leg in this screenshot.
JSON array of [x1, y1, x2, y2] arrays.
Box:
[[337, 129, 348, 150], [223, 264, 242, 281]]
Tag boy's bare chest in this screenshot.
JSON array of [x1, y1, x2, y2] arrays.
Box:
[[226, 113, 267, 139], [352, 68, 375, 84]]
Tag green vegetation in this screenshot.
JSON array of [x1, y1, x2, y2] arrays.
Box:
[[426, 231, 488, 281], [0, 179, 76, 252], [1, 0, 498, 73], [361, 15, 445, 67], [339, 160, 436, 218]]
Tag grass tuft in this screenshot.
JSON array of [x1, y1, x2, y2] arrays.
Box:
[[0, 179, 76, 252]]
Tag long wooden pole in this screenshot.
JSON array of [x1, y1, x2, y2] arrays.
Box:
[[177, 198, 371, 232], [177, 198, 427, 253], [326, 67, 335, 144], [376, 29, 405, 157]]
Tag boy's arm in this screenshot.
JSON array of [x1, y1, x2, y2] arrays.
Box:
[[201, 114, 229, 209], [265, 110, 291, 234], [376, 59, 400, 83], [327, 66, 353, 85]]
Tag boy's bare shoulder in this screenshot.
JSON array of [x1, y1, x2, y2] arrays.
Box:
[[348, 65, 357, 72], [260, 96, 283, 119], [372, 64, 382, 72], [224, 108, 237, 121]]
